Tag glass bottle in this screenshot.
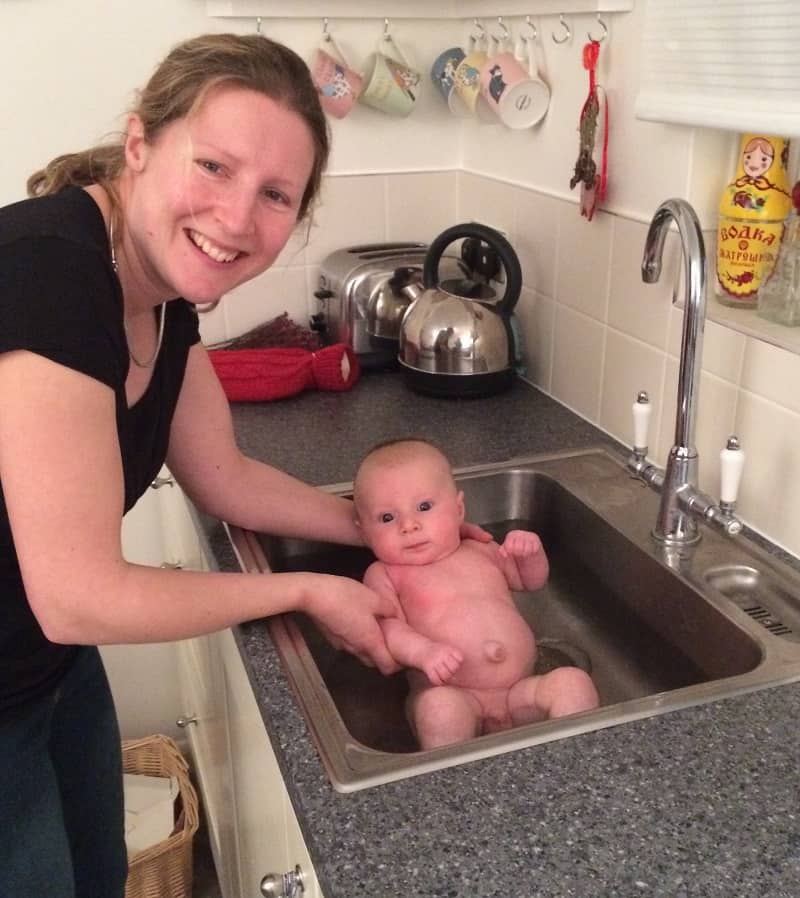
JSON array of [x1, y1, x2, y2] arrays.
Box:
[[716, 133, 792, 308], [757, 182, 800, 326]]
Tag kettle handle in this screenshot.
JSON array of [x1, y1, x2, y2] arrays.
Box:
[[423, 223, 522, 316]]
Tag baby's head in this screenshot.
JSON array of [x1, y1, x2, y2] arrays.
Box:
[[354, 439, 464, 566]]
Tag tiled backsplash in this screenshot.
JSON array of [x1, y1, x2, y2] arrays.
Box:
[[199, 170, 800, 556]]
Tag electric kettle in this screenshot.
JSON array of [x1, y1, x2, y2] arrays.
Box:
[[398, 223, 522, 397]]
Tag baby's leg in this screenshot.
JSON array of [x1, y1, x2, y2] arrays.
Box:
[[408, 686, 483, 750], [507, 667, 599, 725]]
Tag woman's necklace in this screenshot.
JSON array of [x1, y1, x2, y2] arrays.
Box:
[[108, 217, 166, 370]]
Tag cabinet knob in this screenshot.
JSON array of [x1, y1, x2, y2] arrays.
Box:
[[176, 714, 198, 728], [151, 475, 175, 489], [160, 561, 184, 570], [261, 864, 305, 898]]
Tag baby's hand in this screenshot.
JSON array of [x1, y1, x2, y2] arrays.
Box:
[[499, 529, 543, 560], [419, 644, 463, 686]]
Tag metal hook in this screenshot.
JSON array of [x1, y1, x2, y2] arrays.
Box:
[[471, 18, 487, 40], [523, 15, 538, 43], [255, 16, 262, 34], [588, 14, 608, 43], [492, 16, 511, 43], [469, 18, 487, 50], [551, 14, 571, 45], [383, 17, 391, 40], [322, 17, 331, 41]]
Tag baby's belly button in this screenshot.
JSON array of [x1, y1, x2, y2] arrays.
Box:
[[483, 640, 507, 662]]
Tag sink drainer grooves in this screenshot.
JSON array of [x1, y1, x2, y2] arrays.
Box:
[[741, 603, 794, 638]]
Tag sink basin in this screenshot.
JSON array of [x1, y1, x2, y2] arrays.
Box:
[[228, 448, 800, 791]]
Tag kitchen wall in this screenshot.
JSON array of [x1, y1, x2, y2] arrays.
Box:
[[4, 2, 800, 728]]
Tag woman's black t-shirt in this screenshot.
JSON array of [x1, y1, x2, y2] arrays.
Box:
[[0, 187, 200, 713]]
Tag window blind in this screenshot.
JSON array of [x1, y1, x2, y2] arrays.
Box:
[[635, 0, 800, 135]]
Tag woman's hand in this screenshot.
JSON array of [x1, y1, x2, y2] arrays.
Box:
[[460, 520, 493, 543], [304, 575, 402, 675]]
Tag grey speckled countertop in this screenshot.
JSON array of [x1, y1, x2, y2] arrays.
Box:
[[203, 371, 800, 898]]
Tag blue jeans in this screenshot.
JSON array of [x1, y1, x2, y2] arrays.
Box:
[[0, 646, 128, 898]]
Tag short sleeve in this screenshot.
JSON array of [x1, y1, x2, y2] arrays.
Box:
[[0, 234, 127, 388]]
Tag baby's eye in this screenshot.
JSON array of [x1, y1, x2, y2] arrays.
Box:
[[418, 501, 432, 512], [380, 512, 394, 524]]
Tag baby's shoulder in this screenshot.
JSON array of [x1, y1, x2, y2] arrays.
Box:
[[461, 537, 501, 559]]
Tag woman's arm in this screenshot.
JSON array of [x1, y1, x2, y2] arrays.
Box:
[[0, 350, 397, 672], [165, 343, 362, 544]]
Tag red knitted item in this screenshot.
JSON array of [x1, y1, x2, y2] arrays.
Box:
[[209, 343, 360, 402]]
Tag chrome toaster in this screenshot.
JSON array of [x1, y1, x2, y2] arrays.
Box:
[[310, 242, 464, 370]]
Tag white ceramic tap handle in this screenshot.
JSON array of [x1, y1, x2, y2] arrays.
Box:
[[632, 391, 651, 452], [720, 435, 745, 505]]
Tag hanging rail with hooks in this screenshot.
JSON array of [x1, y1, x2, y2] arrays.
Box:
[[206, 1, 633, 21]]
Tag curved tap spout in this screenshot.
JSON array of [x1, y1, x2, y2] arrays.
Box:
[[642, 199, 707, 454], [641, 199, 708, 544]]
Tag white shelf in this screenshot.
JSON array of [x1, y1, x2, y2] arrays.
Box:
[[206, 0, 634, 20], [707, 295, 800, 357]]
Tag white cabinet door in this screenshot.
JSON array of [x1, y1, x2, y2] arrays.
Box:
[[177, 634, 240, 898], [219, 629, 322, 898], [106, 468, 189, 741], [153, 467, 208, 573], [120, 476, 166, 566]]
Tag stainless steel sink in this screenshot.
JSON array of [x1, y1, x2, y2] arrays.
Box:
[[228, 448, 800, 792]]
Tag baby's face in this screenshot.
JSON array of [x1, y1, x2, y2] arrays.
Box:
[[356, 455, 464, 566]]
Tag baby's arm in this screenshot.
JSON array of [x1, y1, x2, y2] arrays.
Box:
[[498, 530, 549, 591], [363, 562, 463, 686]]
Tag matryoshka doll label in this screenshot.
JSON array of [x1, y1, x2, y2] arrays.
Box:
[[716, 134, 792, 307]]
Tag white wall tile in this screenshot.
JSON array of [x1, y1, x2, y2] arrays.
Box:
[[599, 329, 666, 454], [454, 173, 518, 239], [512, 190, 561, 300], [386, 171, 458, 244], [551, 305, 604, 422], [608, 217, 678, 350], [514, 286, 553, 393], [221, 266, 310, 340], [555, 205, 613, 322], [740, 338, 800, 415], [305, 174, 388, 265], [667, 310, 745, 384], [735, 390, 800, 555]]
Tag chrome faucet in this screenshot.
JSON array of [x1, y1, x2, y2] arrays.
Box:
[[627, 198, 744, 545]]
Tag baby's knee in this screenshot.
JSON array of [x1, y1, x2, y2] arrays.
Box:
[[544, 667, 599, 713], [410, 687, 481, 748]]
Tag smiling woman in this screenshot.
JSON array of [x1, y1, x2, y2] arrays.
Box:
[[0, 32, 408, 898], [117, 85, 317, 310]]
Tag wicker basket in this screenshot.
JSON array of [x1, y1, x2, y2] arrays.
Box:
[[122, 734, 200, 898]]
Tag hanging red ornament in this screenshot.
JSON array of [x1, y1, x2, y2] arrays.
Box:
[[569, 40, 609, 221]]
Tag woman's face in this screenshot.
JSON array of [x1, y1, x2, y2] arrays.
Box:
[[122, 85, 316, 307]]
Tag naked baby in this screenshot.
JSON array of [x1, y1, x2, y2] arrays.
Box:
[[353, 439, 599, 750]]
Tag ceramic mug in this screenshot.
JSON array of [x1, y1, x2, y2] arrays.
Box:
[[311, 37, 363, 119], [359, 36, 421, 117], [479, 38, 550, 129], [430, 45, 467, 115], [452, 41, 497, 123]]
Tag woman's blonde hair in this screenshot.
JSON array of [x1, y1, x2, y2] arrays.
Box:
[[26, 33, 329, 221]]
